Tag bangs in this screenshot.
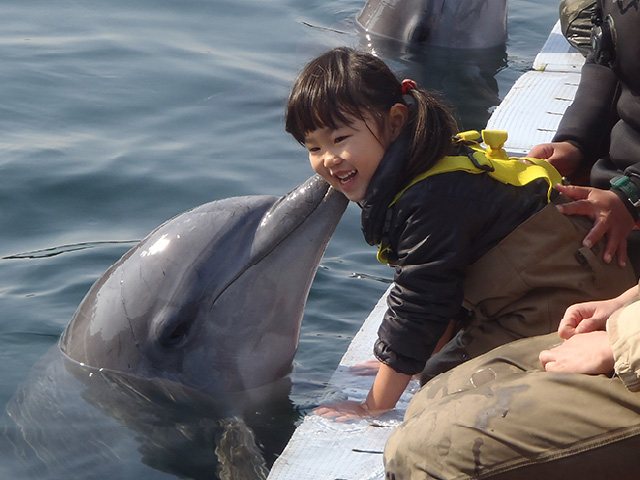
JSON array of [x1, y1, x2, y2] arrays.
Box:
[[286, 51, 367, 144], [286, 95, 361, 145], [285, 47, 400, 145]]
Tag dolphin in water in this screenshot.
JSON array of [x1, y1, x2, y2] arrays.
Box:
[[356, 0, 508, 48], [1, 175, 348, 480]]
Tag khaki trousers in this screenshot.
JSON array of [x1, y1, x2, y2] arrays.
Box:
[[385, 333, 640, 480], [421, 198, 636, 382]]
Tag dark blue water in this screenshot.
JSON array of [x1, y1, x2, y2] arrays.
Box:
[[1, 0, 562, 477]]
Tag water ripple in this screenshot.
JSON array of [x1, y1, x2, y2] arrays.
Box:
[[3, 240, 138, 260]]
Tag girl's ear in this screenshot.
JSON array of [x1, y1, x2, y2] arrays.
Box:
[[388, 103, 409, 141]]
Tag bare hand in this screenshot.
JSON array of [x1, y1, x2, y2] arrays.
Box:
[[558, 298, 622, 340], [527, 141, 583, 177], [555, 183, 635, 266], [348, 359, 381, 376], [314, 400, 387, 421], [539, 331, 614, 374]]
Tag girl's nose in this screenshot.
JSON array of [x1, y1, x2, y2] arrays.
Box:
[[323, 151, 341, 168]]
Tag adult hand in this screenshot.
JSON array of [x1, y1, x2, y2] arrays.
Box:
[[555, 183, 635, 266], [527, 141, 583, 177], [558, 284, 639, 339], [539, 331, 614, 374], [558, 298, 622, 340]]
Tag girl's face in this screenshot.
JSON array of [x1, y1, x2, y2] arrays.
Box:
[[303, 106, 407, 202]]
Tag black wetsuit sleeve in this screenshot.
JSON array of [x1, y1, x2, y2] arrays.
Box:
[[553, 56, 619, 167]]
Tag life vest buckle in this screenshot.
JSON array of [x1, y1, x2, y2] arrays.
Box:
[[467, 151, 495, 172], [455, 130, 496, 172]]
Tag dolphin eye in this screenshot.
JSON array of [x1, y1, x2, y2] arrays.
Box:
[[158, 320, 190, 348]]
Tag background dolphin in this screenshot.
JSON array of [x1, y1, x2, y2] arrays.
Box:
[[356, 0, 508, 48], [1, 175, 348, 480]]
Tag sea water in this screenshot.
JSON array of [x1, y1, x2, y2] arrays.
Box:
[[0, 0, 563, 477]]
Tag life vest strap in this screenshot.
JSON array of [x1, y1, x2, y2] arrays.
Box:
[[377, 130, 563, 264]]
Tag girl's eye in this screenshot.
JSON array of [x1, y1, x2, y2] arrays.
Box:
[[334, 136, 348, 144], [307, 146, 320, 153]]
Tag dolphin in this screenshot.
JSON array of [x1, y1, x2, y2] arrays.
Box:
[[1, 175, 348, 480], [356, 0, 508, 48]]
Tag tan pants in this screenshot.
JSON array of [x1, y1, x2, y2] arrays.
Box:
[[385, 333, 640, 480], [421, 198, 636, 382]]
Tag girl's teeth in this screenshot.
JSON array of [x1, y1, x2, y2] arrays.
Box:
[[337, 171, 356, 183]]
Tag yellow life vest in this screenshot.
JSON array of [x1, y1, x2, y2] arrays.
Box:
[[377, 130, 563, 264]]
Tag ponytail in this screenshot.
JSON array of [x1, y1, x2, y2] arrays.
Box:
[[400, 87, 458, 187]]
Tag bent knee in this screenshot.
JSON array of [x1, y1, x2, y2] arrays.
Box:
[[384, 409, 461, 480]]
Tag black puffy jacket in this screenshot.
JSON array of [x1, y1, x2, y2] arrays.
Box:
[[360, 135, 549, 375]]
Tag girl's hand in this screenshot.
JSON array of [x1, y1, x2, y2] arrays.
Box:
[[348, 359, 381, 376], [315, 363, 410, 421], [314, 400, 388, 422], [539, 331, 614, 374], [554, 184, 635, 266]]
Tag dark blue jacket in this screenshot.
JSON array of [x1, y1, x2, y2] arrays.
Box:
[[360, 136, 549, 375]]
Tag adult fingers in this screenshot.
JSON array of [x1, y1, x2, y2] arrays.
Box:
[[554, 183, 590, 201], [527, 143, 554, 159], [581, 217, 609, 249], [574, 317, 606, 334], [557, 307, 583, 339], [538, 349, 555, 370], [603, 228, 628, 266], [555, 199, 598, 220]]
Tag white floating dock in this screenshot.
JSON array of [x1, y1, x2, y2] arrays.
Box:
[[487, 21, 584, 155], [268, 21, 584, 480], [268, 285, 419, 480]]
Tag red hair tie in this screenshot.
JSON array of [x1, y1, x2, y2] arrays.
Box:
[[401, 79, 417, 95]]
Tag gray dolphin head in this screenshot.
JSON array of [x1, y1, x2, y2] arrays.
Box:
[[59, 175, 348, 395], [356, 0, 508, 48]]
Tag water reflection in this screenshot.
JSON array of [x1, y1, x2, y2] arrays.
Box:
[[358, 33, 508, 130], [1, 347, 296, 480]]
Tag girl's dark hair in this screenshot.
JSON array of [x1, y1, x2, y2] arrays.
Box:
[[285, 47, 458, 186]]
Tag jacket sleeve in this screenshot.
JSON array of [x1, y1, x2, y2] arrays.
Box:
[[553, 56, 619, 166], [374, 189, 473, 375], [607, 288, 640, 392]]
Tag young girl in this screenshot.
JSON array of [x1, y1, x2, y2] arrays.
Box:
[[285, 47, 635, 419]]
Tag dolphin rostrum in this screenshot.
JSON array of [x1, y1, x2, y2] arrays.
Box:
[[2, 175, 348, 479]]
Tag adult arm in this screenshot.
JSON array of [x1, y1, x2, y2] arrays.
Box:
[[551, 57, 620, 167], [527, 56, 619, 175]]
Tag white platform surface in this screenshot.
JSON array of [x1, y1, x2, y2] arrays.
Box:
[[488, 21, 584, 155], [268, 285, 420, 480], [268, 21, 584, 480]]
